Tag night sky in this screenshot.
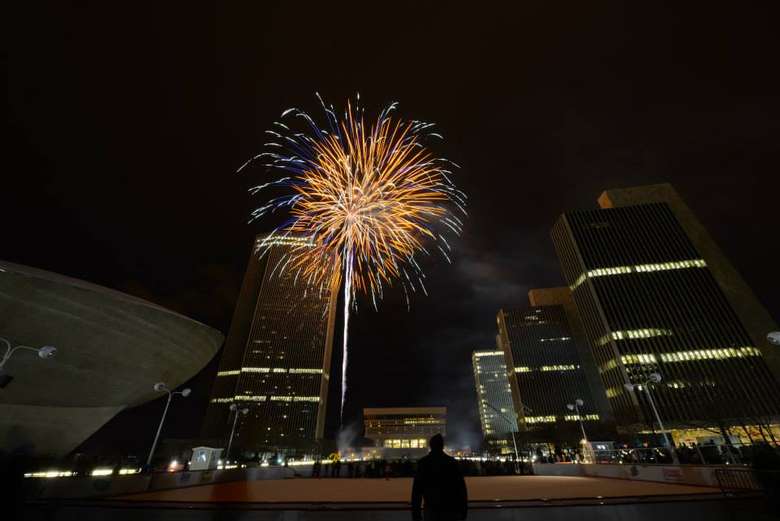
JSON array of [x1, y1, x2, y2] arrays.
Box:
[[5, 3, 780, 455]]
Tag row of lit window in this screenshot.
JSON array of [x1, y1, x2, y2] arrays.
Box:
[[539, 336, 572, 342], [524, 414, 599, 424], [211, 395, 320, 403], [605, 383, 688, 397], [514, 364, 578, 373], [563, 414, 600, 421], [473, 351, 504, 358], [570, 259, 707, 290], [602, 347, 762, 371], [217, 367, 323, 376], [257, 235, 315, 248], [383, 438, 428, 448], [597, 328, 673, 345]]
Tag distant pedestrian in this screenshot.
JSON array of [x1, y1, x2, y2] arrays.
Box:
[[411, 434, 468, 521]]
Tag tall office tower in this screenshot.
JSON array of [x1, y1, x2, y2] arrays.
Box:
[[497, 303, 601, 440], [202, 235, 338, 454], [551, 183, 780, 437], [527, 287, 613, 423], [472, 350, 518, 454]]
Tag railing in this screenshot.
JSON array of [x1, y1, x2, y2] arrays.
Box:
[[714, 468, 763, 494]]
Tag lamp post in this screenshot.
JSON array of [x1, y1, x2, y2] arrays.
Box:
[[146, 382, 191, 468], [566, 398, 588, 442], [567, 399, 592, 463], [226, 403, 249, 461], [0, 337, 56, 370], [481, 400, 520, 462], [624, 372, 679, 464]]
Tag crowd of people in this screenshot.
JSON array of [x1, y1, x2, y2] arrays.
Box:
[[310, 457, 532, 478]]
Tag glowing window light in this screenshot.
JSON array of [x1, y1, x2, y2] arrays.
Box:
[[659, 347, 760, 362], [570, 259, 707, 290], [118, 468, 140, 475], [515, 365, 577, 373], [598, 329, 673, 345], [257, 236, 315, 248], [288, 368, 323, 374], [523, 415, 557, 424], [90, 468, 113, 476], [540, 364, 577, 372], [564, 414, 601, 421], [24, 470, 77, 478], [474, 351, 504, 357], [241, 367, 271, 373], [602, 347, 762, 371], [237, 395, 266, 402], [293, 396, 320, 402], [217, 369, 241, 377]]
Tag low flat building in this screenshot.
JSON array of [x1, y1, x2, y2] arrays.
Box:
[[363, 407, 446, 459]]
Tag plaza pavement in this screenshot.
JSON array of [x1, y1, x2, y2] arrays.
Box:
[[119, 475, 718, 503]]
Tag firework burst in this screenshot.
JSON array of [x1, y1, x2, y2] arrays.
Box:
[[239, 94, 467, 419]]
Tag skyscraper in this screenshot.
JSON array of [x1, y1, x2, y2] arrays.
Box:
[[551, 183, 780, 438], [472, 350, 517, 454], [497, 301, 601, 441], [527, 287, 613, 423], [202, 235, 338, 454]]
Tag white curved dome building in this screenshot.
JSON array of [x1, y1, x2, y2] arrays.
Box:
[[0, 261, 223, 457]]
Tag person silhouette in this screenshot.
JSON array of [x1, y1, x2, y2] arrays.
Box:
[[411, 434, 468, 521]]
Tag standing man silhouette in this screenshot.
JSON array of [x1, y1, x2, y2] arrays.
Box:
[[411, 434, 468, 521]]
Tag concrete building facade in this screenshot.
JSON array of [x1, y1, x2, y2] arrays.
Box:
[[202, 235, 338, 455], [551, 184, 780, 436], [497, 302, 601, 442], [363, 407, 446, 458], [0, 261, 222, 457], [472, 350, 517, 454]]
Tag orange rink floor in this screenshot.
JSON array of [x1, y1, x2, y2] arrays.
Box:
[[119, 475, 718, 503]]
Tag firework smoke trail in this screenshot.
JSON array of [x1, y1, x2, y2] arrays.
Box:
[[240, 94, 467, 421], [341, 246, 354, 420]]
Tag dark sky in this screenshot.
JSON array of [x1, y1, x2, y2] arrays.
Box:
[[5, 3, 780, 455]]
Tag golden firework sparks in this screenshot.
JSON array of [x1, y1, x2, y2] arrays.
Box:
[[239, 95, 467, 418]]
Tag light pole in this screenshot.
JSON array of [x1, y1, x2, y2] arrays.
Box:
[[481, 400, 520, 462], [566, 398, 588, 442], [146, 382, 191, 468], [624, 372, 679, 464], [226, 403, 249, 461], [567, 399, 592, 463], [0, 337, 56, 370]]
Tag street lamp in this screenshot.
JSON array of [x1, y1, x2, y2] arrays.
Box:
[[481, 400, 521, 462], [624, 372, 679, 464], [146, 382, 191, 468], [566, 398, 588, 442], [226, 403, 250, 461], [567, 399, 592, 463], [0, 336, 57, 370]]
